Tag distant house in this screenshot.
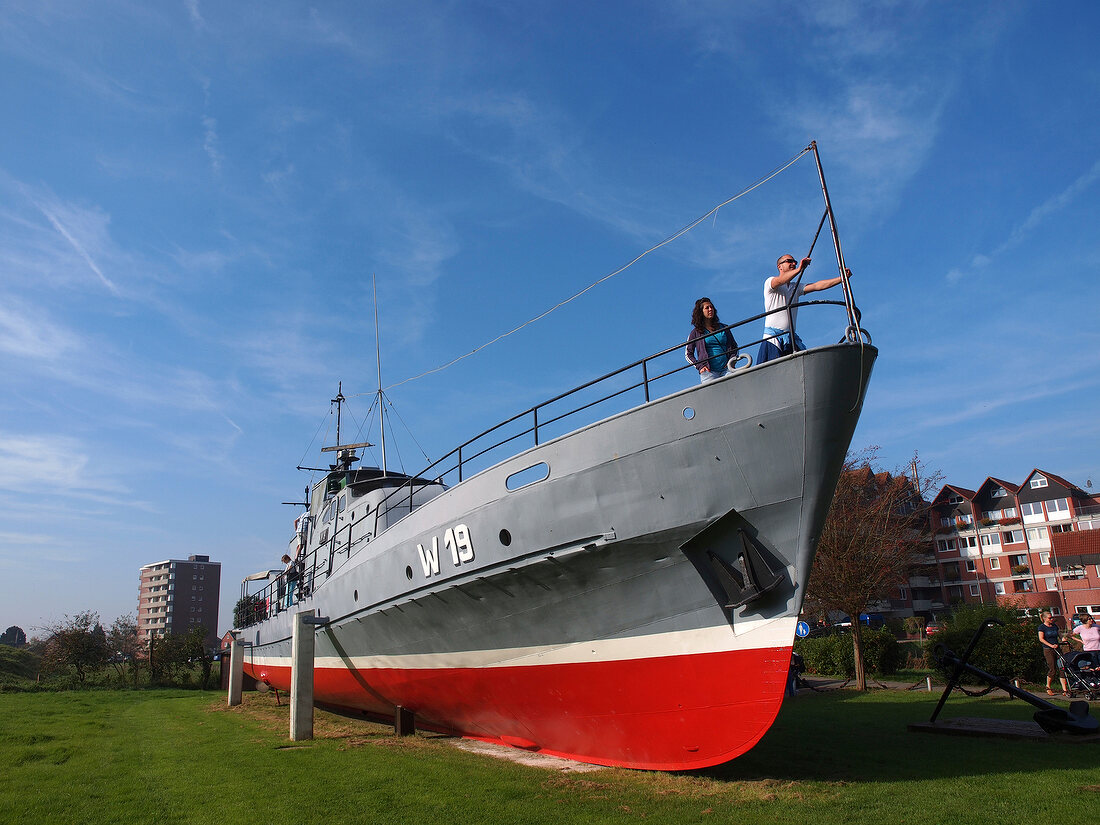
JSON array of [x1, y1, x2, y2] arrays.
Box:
[[924, 469, 1100, 625], [136, 554, 222, 650]]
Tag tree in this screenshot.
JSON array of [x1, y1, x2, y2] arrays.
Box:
[[108, 614, 141, 685], [1, 626, 27, 647], [806, 449, 938, 690], [149, 632, 188, 683], [39, 611, 110, 682], [185, 626, 214, 690]]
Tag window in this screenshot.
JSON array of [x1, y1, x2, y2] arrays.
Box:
[[1026, 527, 1050, 546], [969, 584, 980, 596], [993, 487, 1007, 498], [1045, 577, 1057, 591], [965, 560, 976, 572], [1051, 607, 1062, 617], [1030, 475, 1048, 488], [1046, 498, 1070, 517], [940, 516, 954, 527], [1013, 580, 1033, 593], [947, 494, 964, 504], [1003, 507, 1017, 518], [980, 534, 1000, 547], [1021, 502, 1044, 517], [1039, 551, 1050, 566], [1008, 554, 1027, 567], [995, 582, 1006, 595], [989, 557, 1001, 570], [958, 513, 973, 524], [962, 536, 977, 548], [938, 539, 957, 552], [1002, 530, 1024, 544], [898, 587, 907, 600], [1050, 523, 1073, 534]]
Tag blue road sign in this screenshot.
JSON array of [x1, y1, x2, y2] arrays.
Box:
[[795, 620, 810, 638]]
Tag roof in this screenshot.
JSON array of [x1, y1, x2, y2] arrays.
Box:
[[1052, 530, 1100, 567], [1023, 468, 1089, 498], [931, 484, 976, 506]]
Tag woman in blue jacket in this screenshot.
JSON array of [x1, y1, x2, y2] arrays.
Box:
[[686, 297, 738, 383]]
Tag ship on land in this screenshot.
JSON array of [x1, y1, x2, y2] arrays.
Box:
[[235, 145, 878, 770]]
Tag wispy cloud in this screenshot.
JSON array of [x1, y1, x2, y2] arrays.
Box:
[[0, 432, 126, 498], [992, 158, 1100, 256], [0, 299, 81, 360], [184, 0, 204, 29], [202, 115, 222, 173], [30, 195, 120, 294]]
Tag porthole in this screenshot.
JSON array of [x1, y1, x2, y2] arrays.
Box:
[[405, 566, 413, 580], [499, 529, 512, 546], [683, 406, 695, 420], [353, 590, 359, 601], [506, 462, 550, 491]]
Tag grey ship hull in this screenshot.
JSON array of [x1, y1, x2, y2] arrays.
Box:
[[241, 342, 877, 769]]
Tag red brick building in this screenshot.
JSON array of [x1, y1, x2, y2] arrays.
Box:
[[925, 469, 1100, 624]]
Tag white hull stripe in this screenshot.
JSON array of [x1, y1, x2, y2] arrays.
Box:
[[248, 616, 797, 671]]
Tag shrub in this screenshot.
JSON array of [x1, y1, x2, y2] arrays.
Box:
[[861, 627, 903, 675], [928, 602, 1044, 685], [796, 634, 854, 677], [795, 629, 902, 678]]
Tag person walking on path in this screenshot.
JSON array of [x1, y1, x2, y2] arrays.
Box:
[[1038, 611, 1070, 696], [1072, 614, 1099, 652]]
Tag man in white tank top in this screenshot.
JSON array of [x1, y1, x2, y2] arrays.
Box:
[[758, 254, 850, 364]]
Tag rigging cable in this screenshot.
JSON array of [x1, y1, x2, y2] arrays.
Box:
[[382, 392, 433, 466], [382, 145, 813, 391]]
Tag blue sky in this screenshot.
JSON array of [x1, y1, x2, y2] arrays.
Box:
[[2, 1, 1098, 637]]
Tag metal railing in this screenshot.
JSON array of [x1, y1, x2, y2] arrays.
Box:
[[236, 297, 859, 627]]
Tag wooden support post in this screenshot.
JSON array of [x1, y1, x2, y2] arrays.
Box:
[[290, 610, 317, 741], [395, 705, 416, 736], [227, 635, 244, 707]]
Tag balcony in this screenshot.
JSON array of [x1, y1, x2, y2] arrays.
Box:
[[1011, 564, 1030, 576]]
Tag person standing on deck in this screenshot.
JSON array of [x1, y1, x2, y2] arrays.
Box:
[[686, 297, 738, 383], [757, 255, 850, 364]]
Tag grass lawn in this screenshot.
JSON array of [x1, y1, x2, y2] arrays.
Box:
[[1, 687, 1096, 824]]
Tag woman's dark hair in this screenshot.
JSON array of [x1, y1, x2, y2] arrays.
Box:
[[691, 297, 721, 330]]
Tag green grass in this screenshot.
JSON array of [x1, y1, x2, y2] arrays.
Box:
[[1, 688, 1097, 824]]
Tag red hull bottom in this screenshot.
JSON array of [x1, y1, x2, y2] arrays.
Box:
[[247, 645, 793, 770]]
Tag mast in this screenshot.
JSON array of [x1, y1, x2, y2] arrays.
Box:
[[373, 274, 387, 476], [332, 382, 344, 448], [809, 141, 860, 336]]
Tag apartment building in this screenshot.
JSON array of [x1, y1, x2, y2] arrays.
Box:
[[926, 469, 1100, 624], [136, 554, 221, 649]]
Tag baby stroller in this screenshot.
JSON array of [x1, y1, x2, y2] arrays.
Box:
[[1058, 650, 1100, 700]]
